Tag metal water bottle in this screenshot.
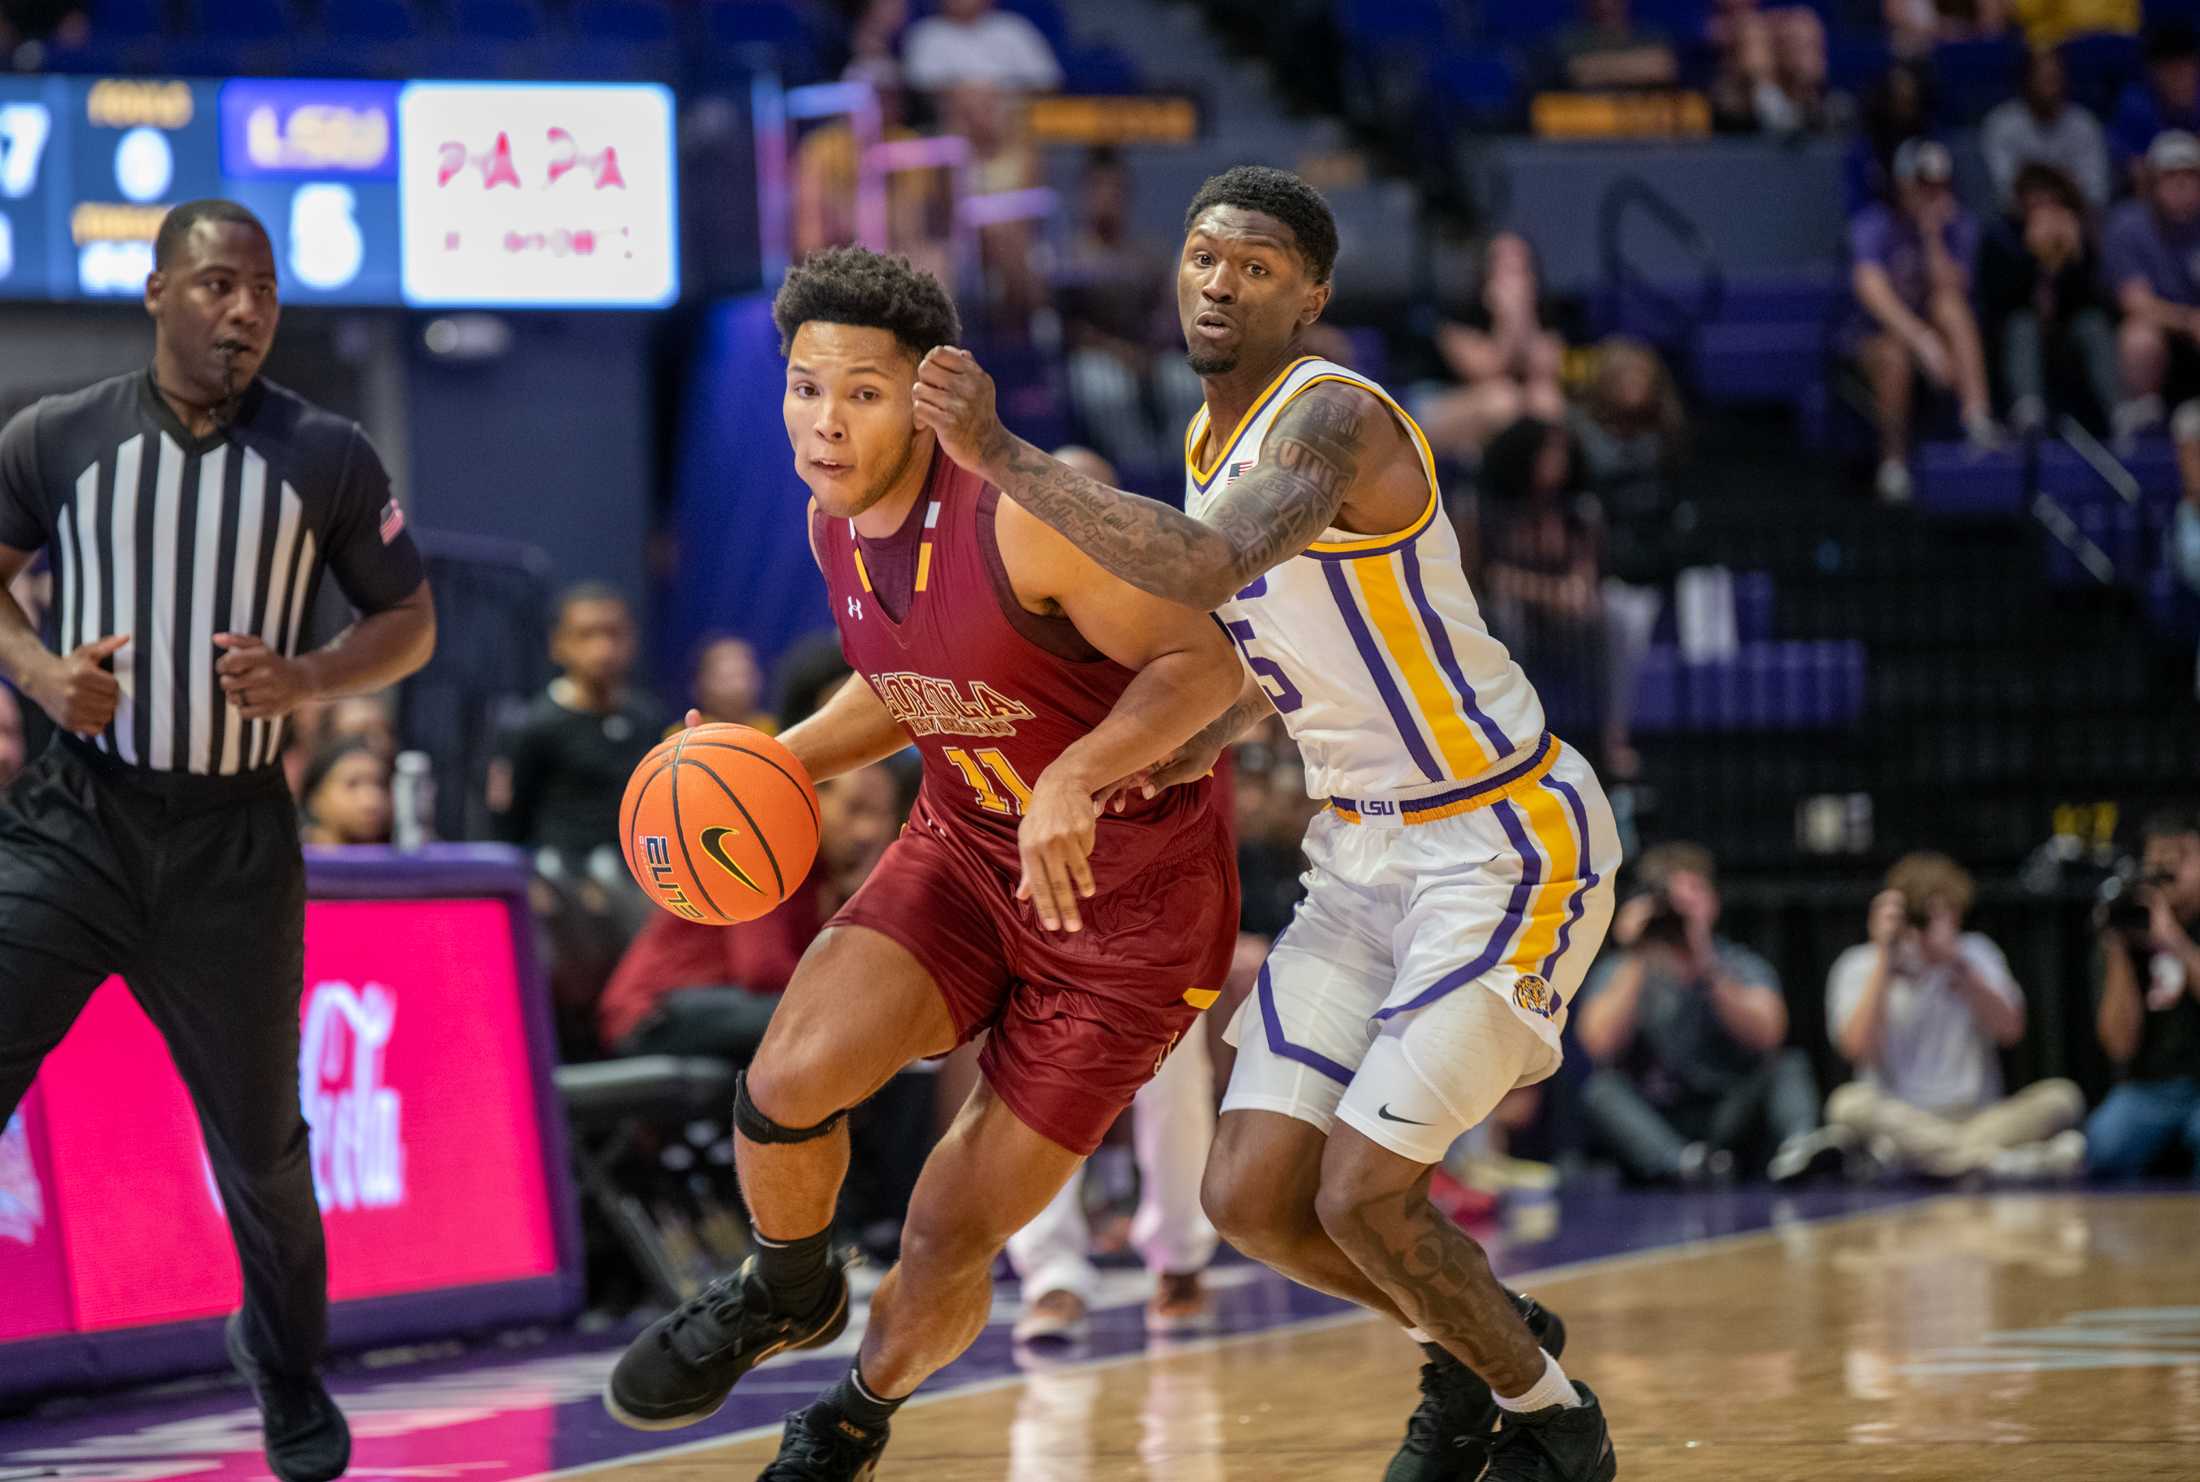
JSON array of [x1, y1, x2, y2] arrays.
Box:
[[391, 750, 436, 850]]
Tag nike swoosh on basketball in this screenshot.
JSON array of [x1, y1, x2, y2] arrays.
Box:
[[1376, 1105, 1431, 1126], [699, 826, 766, 894]]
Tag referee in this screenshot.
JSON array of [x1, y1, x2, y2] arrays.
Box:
[[0, 201, 434, 1481]]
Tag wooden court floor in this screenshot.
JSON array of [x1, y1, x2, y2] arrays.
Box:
[[580, 1194, 2200, 1482]]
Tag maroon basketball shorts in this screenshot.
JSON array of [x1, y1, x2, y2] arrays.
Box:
[[831, 806, 1239, 1155]]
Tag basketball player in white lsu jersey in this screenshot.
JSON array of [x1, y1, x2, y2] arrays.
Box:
[[913, 165, 1620, 1482]]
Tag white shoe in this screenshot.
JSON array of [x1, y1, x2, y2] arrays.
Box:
[[1013, 1288, 1089, 1345], [1875, 459, 1913, 504], [1986, 1129, 2088, 1184]]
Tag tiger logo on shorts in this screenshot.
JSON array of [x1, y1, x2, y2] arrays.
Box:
[[1512, 974, 1554, 1017]]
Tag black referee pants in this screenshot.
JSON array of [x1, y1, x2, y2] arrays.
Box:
[[0, 737, 325, 1375]]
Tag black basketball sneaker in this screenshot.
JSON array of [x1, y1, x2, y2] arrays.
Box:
[[1382, 1292, 1568, 1482], [1481, 1382, 1617, 1482], [224, 1312, 352, 1482], [604, 1257, 850, 1430], [757, 1395, 891, 1481]]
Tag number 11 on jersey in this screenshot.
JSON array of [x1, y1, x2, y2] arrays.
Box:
[[944, 746, 1036, 815]]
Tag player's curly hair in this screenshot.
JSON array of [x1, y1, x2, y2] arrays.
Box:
[[1183, 166, 1339, 283], [772, 246, 962, 361]]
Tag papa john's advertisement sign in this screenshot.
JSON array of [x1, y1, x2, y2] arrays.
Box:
[[0, 898, 560, 1341], [397, 81, 677, 308]]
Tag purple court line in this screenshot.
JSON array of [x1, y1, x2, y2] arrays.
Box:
[[0, 1186, 1937, 1482]]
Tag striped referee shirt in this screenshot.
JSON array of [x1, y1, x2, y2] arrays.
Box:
[[0, 370, 425, 776]]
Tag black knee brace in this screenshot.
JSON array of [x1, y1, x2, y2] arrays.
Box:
[[733, 1071, 847, 1145]]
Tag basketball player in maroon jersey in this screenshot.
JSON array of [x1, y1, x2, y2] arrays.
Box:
[[605, 248, 1244, 1480]]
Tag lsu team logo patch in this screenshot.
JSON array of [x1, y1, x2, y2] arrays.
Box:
[[378, 497, 406, 545], [1513, 973, 1556, 1018]]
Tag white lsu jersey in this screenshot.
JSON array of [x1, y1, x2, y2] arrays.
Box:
[[1185, 355, 1547, 802]]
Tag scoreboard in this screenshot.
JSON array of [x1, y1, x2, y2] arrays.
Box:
[[0, 76, 676, 308]]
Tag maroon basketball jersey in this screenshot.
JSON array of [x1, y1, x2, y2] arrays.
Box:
[[815, 448, 1224, 892]]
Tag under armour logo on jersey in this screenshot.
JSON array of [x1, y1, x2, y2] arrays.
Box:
[[847, 596, 863, 621]]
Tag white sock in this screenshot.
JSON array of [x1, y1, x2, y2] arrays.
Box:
[[1405, 1327, 1433, 1345], [1494, 1351, 1581, 1413]]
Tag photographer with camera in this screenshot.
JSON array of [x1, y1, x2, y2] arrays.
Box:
[[1823, 853, 2086, 1182], [1576, 843, 1829, 1183], [2086, 810, 2200, 1178]]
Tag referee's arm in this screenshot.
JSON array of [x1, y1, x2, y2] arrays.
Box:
[[0, 403, 126, 737], [215, 426, 436, 721]]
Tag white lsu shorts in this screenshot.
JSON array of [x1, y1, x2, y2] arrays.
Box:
[[1222, 737, 1621, 1165]]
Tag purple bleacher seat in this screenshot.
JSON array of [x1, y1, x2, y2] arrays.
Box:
[[1060, 41, 1140, 94], [704, 1, 821, 78], [571, 0, 673, 44], [1431, 49, 1523, 124], [2058, 31, 2143, 117], [194, 0, 290, 40], [1694, 322, 1829, 404], [2144, 567, 2200, 638], [323, 0, 416, 42], [450, 0, 542, 41], [1632, 639, 1867, 733], [1912, 442, 2026, 516], [1336, 0, 1448, 48], [1932, 36, 2027, 125], [89, 0, 162, 35]]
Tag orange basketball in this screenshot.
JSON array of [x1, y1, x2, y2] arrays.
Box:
[[620, 723, 822, 924]]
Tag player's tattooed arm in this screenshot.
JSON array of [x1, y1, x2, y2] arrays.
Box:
[[1104, 669, 1275, 810], [914, 347, 1372, 609]]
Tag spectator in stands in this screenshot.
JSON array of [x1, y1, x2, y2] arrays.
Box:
[[1981, 163, 2122, 437], [1473, 420, 1605, 725], [1983, 48, 2111, 212], [1849, 138, 1998, 504], [939, 80, 1048, 333], [1228, 722, 1318, 942], [488, 583, 665, 876], [791, 58, 938, 274], [1416, 234, 1568, 462], [771, 631, 857, 730], [0, 685, 23, 791], [1549, 0, 1680, 90], [0, 0, 85, 58], [1058, 154, 1179, 476], [1575, 843, 1830, 1183], [902, 0, 1062, 95], [324, 692, 398, 760], [2176, 478, 2200, 596], [2085, 809, 2200, 1178], [1822, 852, 2087, 1181], [2111, 22, 2200, 191], [690, 633, 774, 733], [2105, 131, 2200, 451], [1848, 62, 1935, 211], [1709, 3, 1847, 135], [298, 738, 393, 848], [597, 763, 907, 1058], [1886, 0, 2009, 59], [1574, 338, 1687, 779]]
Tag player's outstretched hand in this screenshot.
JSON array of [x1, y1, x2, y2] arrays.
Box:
[[213, 633, 316, 720], [30, 634, 127, 736], [1017, 766, 1098, 933], [1099, 735, 1223, 812], [912, 347, 1008, 475]]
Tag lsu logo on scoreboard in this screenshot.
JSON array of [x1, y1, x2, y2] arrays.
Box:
[[1512, 973, 1557, 1018], [642, 835, 706, 921]]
